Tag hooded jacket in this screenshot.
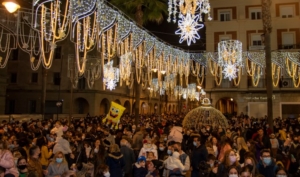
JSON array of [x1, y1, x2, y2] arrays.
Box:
[[105, 152, 125, 177]]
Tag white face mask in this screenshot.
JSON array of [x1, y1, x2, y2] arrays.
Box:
[[104, 171, 110, 177], [229, 174, 238, 177], [277, 175, 287, 177]]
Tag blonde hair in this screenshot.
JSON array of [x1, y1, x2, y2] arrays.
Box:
[[237, 137, 249, 152], [54, 151, 67, 164], [110, 144, 120, 153]]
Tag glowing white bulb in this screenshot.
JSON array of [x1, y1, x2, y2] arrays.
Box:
[[2, 1, 20, 13]]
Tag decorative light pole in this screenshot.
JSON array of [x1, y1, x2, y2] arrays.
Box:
[[261, 0, 273, 130]]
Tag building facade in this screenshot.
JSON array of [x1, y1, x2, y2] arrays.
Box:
[[205, 0, 300, 118]]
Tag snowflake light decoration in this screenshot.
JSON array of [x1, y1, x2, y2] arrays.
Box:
[[222, 63, 239, 81], [175, 13, 204, 46], [103, 61, 120, 90]]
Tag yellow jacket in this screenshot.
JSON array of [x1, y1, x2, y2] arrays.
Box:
[[40, 145, 52, 166]]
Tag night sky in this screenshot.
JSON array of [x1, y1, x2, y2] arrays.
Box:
[[144, 17, 207, 52]]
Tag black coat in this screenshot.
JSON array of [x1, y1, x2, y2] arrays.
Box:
[[191, 144, 208, 171], [105, 152, 125, 177]]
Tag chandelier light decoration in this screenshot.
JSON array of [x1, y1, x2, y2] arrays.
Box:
[[119, 52, 133, 87], [167, 0, 212, 46], [103, 61, 120, 91], [217, 40, 243, 81]]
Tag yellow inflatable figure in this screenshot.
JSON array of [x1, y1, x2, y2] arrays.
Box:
[[102, 101, 126, 129]]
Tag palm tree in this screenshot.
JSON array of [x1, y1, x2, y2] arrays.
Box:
[[110, 0, 167, 124], [110, 0, 167, 26]]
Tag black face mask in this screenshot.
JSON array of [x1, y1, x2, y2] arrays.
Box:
[[18, 165, 27, 170]]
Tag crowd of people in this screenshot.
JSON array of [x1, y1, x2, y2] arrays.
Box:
[[0, 112, 298, 177]]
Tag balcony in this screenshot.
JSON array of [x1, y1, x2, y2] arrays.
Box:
[[215, 79, 239, 89], [278, 44, 300, 50], [249, 45, 265, 51]]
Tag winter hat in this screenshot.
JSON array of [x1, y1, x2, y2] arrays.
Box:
[[137, 156, 146, 163]]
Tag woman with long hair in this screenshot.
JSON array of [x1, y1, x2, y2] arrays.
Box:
[[47, 151, 69, 177], [218, 136, 232, 162], [36, 136, 53, 169], [217, 149, 240, 177], [91, 139, 106, 175], [0, 140, 19, 177], [239, 165, 253, 177]]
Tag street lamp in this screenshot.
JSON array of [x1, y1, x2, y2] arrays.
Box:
[[2, 0, 20, 13], [56, 100, 63, 120]]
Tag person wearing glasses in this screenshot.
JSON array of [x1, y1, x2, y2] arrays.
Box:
[[257, 149, 277, 177]]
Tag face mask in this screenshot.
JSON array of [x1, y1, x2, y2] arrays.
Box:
[[56, 158, 63, 163], [229, 174, 238, 177], [263, 157, 271, 165], [132, 129, 135, 132], [210, 163, 214, 168], [44, 127, 48, 130], [193, 142, 197, 147], [8, 144, 15, 149], [277, 175, 287, 177], [229, 156, 237, 163], [18, 165, 27, 170], [104, 171, 110, 177], [164, 137, 167, 141], [94, 149, 99, 153], [49, 137, 54, 142], [159, 147, 165, 151], [167, 150, 172, 155]]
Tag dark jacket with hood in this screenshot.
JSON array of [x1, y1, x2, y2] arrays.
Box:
[[105, 152, 125, 177]]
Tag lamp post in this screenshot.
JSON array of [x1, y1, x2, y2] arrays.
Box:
[[261, 0, 273, 131]]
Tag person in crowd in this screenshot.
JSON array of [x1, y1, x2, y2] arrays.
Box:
[[17, 157, 28, 177], [132, 127, 145, 157], [146, 160, 161, 177], [191, 135, 208, 177], [173, 142, 190, 176], [257, 149, 277, 177], [218, 136, 232, 162], [217, 149, 240, 177], [269, 133, 279, 158], [211, 137, 219, 158], [120, 139, 135, 177], [27, 146, 43, 177], [51, 121, 67, 138], [133, 156, 147, 177], [275, 165, 287, 177], [239, 165, 253, 177], [90, 139, 106, 175], [95, 164, 110, 177], [46, 151, 69, 177], [163, 151, 185, 176], [138, 138, 158, 160], [228, 166, 239, 177], [0, 140, 19, 177], [36, 136, 53, 169], [105, 144, 125, 177]]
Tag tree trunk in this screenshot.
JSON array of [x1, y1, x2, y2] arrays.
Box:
[[41, 68, 47, 120], [135, 5, 143, 26], [262, 0, 273, 131], [134, 78, 141, 125]]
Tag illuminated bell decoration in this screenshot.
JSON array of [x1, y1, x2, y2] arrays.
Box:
[[2, 0, 20, 13], [218, 40, 243, 80]]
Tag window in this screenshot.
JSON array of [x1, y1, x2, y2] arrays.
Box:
[[31, 73, 38, 83], [280, 5, 294, 18], [219, 11, 231, 21], [53, 72, 61, 85], [78, 77, 86, 89], [282, 32, 295, 49], [6, 100, 15, 114], [251, 34, 262, 46], [28, 100, 37, 113], [10, 73, 17, 83], [250, 8, 262, 20], [9, 49, 19, 60], [54, 46, 62, 59], [220, 36, 231, 42]]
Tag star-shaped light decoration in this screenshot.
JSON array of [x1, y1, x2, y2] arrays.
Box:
[[222, 63, 239, 81], [175, 13, 204, 46]]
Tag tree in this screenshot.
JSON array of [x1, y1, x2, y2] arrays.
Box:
[[110, 0, 167, 26], [110, 0, 167, 125]]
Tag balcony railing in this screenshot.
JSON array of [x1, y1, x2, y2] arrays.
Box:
[[278, 44, 300, 50], [249, 45, 265, 51]]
